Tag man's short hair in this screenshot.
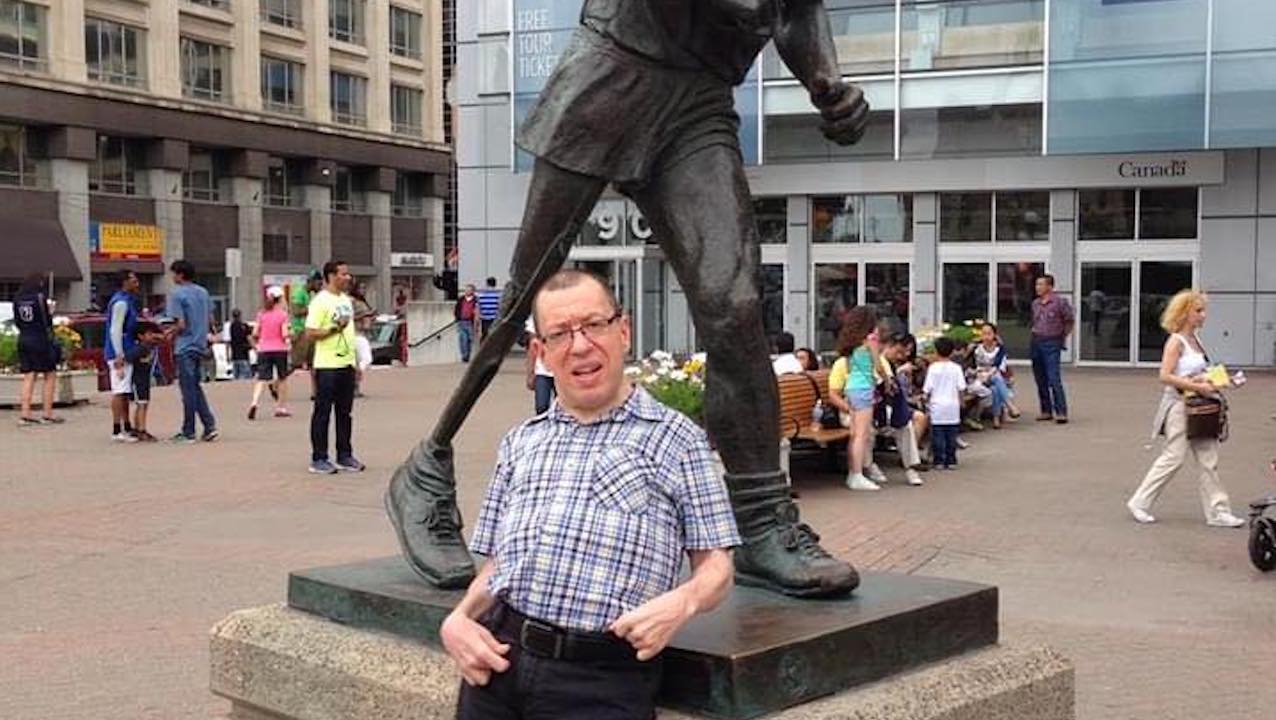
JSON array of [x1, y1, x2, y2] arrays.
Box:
[[1039, 273, 1055, 287], [775, 331, 795, 354], [116, 269, 137, 288], [485, 277, 497, 287], [532, 269, 620, 332], [169, 259, 195, 281], [135, 320, 161, 337], [322, 260, 347, 283], [232, 308, 242, 319]]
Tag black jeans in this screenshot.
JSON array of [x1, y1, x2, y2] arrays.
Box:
[[457, 610, 662, 720], [311, 367, 355, 462]]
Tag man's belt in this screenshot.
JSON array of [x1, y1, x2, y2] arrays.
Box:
[[489, 601, 642, 664]]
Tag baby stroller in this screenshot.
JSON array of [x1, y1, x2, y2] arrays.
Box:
[[1248, 460, 1276, 572]]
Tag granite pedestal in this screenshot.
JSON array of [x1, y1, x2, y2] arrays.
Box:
[[209, 557, 1073, 720]]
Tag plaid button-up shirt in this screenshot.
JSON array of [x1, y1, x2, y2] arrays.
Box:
[[470, 387, 741, 633]]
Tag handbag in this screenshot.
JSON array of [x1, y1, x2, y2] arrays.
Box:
[[1184, 394, 1226, 440], [802, 373, 842, 429], [1183, 335, 1228, 441]]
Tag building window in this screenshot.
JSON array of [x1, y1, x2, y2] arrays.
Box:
[[89, 136, 146, 195], [942, 263, 989, 324], [754, 197, 787, 245], [329, 0, 365, 45], [0, 124, 37, 188], [183, 149, 222, 202], [866, 263, 910, 336], [1079, 262, 1131, 362], [85, 17, 144, 87], [813, 194, 913, 244], [181, 37, 229, 102], [391, 84, 423, 136], [390, 6, 422, 59], [261, 56, 303, 115], [814, 263, 859, 352], [260, 0, 301, 29], [265, 157, 302, 207], [760, 264, 784, 339], [393, 172, 427, 217], [1139, 188, 1198, 240], [263, 233, 291, 263], [942, 192, 1047, 242], [330, 72, 367, 126], [1078, 188, 1197, 241], [332, 166, 364, 213], [995, 261, 1044, 357], [0, 0, 46, 71], [188, 0, 230, 10]]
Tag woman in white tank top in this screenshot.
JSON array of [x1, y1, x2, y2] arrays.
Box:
[[1126, 290, 1244, 528]]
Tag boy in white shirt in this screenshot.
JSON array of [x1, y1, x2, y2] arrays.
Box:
[[923, 336, 967, 470]]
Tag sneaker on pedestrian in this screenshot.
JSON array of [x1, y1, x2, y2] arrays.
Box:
[[962, 417, 984, 431], [248, 405, 257, 421], [169, 433, 197, 444], [274, 407, 292, 418], [18, 416, 41, 427], [136, 431, 158, 443], [905, 468, 924, 486], [201, 428, 220, 442], [309, 459, 339, 475], [112, 431, 139, 443], [1127, 502, 1156, 524], [956, 437, 970, 450], [39, 416, 65, 425], [846, 473, 881, 491], [865, 463, 888, 484], [336, 455, 366, 472], [1054, 416, 1069, 425], [1206, 512, 1245, 528], [1035, 413, 1054, 422]]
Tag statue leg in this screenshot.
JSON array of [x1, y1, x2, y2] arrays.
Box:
[[630, 145, 859, 597], [386, 158, 607, 588]]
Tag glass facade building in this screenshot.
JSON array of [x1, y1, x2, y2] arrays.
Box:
[[456, 0, 1276, 366]]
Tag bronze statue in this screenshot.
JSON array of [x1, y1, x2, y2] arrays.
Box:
[[387, 0, 870, 598]]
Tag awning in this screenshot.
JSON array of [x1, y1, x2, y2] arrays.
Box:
[[0, 216, 83, 281]]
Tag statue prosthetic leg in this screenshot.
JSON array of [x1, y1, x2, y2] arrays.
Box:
[[385, 159, 606, 588], [632, 146, 859, 597]]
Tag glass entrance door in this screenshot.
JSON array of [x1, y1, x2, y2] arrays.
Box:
[[1078, 259, 1193, 364]]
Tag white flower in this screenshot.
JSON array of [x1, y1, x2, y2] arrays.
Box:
[[655, 365, 670, 377], [624, 366, 643, 380], [670, 370, 688, 381], [963, 320, 973, 327], [942, 323, 951, 331], [650, 350, 672, 362], [691, 352, 707, 364]]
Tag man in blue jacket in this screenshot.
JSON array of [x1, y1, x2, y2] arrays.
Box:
[[104, 270, 140, 442]]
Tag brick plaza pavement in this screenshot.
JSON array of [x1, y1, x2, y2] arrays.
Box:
[[2, 364, 1275, 719]]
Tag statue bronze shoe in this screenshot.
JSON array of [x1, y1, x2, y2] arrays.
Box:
[[385, 440, 476, 589], [727, 471, 859, 598]]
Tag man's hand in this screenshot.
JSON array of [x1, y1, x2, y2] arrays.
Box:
[[811, 77, 869, 146], [439, 610, 511, 687], [609, 588, 696, 662]]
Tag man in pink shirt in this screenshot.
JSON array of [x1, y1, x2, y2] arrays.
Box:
[[249, 285, 293, 419]]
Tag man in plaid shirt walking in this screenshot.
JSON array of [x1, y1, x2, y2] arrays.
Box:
[[440, 270, 738, 719]]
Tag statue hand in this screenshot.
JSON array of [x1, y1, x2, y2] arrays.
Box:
[[811, 78, 870, 146]]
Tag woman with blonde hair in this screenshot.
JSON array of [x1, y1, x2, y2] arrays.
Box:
[[1125, 290, 1245, 527]]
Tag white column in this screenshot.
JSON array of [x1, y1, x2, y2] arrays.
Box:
[[50, 159, 91, 309], [425, 196, 446, 301], [148, 168, 185, 296], [231, 0, 264, 111], [47, 0, 87, 82], [304, 185, 333, 265], [305, 1, 333, 122], [366, 190, 393, 310], [145, 0, 182, 98], [232, 177, 265, 312], [367, 0, 393, 134]]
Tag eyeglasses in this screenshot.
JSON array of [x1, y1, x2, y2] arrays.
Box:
[[538, 311, 622, 350]]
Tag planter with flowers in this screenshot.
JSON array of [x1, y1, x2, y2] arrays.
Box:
[[626, 351, 727, 475], [0, 321, 96, 407]]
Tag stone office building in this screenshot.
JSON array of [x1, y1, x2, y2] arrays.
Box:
[[456, 0, 1276, 367], [0, 0, 450, 318]]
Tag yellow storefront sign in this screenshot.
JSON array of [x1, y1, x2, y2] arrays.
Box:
[[91, 223, 163, 259]]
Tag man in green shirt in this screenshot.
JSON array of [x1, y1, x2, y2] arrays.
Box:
[[305, 261, 363, 474], [290, 270, 323, 395]]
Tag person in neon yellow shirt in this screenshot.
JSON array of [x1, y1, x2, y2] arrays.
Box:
[[305, 260, 363, 474]]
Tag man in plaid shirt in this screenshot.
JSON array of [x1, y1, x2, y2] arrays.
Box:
[[441, 270, 739, 719]]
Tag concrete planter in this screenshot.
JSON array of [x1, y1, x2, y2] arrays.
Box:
[[0, 370, 97, 407]]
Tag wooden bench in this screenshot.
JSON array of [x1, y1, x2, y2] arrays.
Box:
[[777, 370, 851, 449]]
